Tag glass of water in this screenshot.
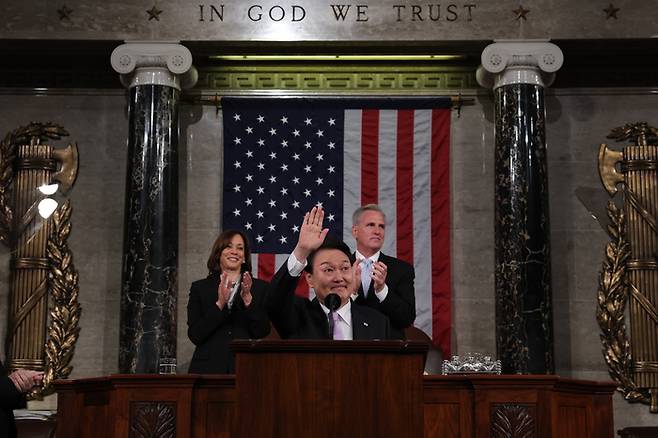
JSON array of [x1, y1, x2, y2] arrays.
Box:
[[158, 357, 177, 375]]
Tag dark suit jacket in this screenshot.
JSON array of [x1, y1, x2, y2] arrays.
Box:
[[266, 262, 391, 340], [187, 274, 271, 374], [354, 253, 416, 340], [0, 360, 24, 438]]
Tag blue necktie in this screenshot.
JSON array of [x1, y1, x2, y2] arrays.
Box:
[[361, 259, 373, 297]]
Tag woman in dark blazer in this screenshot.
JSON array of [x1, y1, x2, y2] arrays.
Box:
[[187, 230, 270, 374]]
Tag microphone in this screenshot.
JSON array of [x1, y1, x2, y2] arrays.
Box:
[[325, 293, 341, 339], [324, 293, 341, 311]]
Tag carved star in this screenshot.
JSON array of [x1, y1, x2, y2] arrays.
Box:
[[512, 5, 530, 20], [146, 5, 163, 21], [57, 5, 73, 21], [603, 4, 620, 19]]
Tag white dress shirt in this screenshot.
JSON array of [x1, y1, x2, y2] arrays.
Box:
[[320, 299, 353, 340]]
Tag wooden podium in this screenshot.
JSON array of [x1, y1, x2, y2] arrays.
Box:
[[54, 341, 616, 438], [232, 340, 428, 438]]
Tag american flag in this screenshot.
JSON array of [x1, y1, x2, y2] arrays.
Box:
[[221, 97, 452, 356]]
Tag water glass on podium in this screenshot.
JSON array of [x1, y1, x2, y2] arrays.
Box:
[[158, 358, 177, 374]]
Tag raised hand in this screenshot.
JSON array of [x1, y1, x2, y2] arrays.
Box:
[[216, 272, 233, 309], [292, 206, 329, 262], [372, 261, 388, 292], [240, 271, 253, 307], [9, 369, 43, 393]]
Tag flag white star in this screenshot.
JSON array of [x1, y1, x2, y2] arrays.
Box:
[[257, 139, 265, 146], [268, 223, 276, 232], [245, 174, 253, 181], [257, 115, 265, 123], [292, 177, 300, 184], [256, 210, 264, 218], [233, 114, 241, 121], [304, 165, 312, 173], [256, 235, 264, 242], [280, 116, 288, 124], [304, 117, 312, 125], [234, 161, 242, 168], [269, 152, 277, 159], [245, 198, 253, 206], [292, 129, 300, 137], [327, 142, 336, 149], [257, 163, 265, 170], [281, 139, 288, 147], [280, 164, 289, 171], [245, 126, 253, 134], [316, 154, 324, 161], [304, 189, 312, 197], [328, 166, 335, 173], [234, 137, 242, 145], [269, 175, 277, 183], [327, 213, 335, 222], [245, 150, 253, 158], [328, 118, 336, 126], [280, 212, 288, 220], [292, 201, 300, 208], [279, 236, 288, 244], [268, 199, 277, 207], [316, 130, 324, 137], [269, 128, 277, 136], [315, 177, 323, 185], [256, 186, 265, 194], [292, 153, 300, 160], [327, 189, 335, 197], [292, 225, 300, 232], [315, 201, 323, 208], [245, 222, 253, 230], [280, 187, 289, 195], [304, 141, 312, 149], [233, 184, 241, 192], [233, 208, 240, 216]]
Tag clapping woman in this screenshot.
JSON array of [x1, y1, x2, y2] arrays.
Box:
[[187, 230, 270, 373]]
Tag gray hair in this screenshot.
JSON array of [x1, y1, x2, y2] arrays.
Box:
[[352, 204, 386, 226]]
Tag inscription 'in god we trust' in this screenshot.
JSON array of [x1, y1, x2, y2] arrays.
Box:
[[198, 3, 477, 23]]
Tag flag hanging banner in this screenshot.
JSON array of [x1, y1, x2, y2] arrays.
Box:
[[221, 97, 451, 356]]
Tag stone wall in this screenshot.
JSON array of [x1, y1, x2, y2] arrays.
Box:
[[0, 87, 656, 428]]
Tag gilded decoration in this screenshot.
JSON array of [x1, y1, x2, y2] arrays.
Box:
[[0, 122, 80, 398], [598, 122, 658, 413]]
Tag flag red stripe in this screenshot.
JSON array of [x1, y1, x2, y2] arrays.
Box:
[[396, 110, 415, 265], [294, 274, 309, 298], [431, 109, 452, 357], [257, 253, 276, 282], [361, 109, 379, 205]]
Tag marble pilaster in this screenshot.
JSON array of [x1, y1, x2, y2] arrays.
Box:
[[477, 41, 563, 374], [111, 42, 197, 373]]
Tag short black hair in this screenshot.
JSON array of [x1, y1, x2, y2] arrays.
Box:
[[304, 234, 355, 273]]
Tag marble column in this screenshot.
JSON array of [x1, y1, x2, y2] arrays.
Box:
[[111, 42, 197, 373], [477, 41, 563, 374]]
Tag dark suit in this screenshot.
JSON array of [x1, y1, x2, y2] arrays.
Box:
[[354, 253, 415, 340], [187, 274, 271, 373], [0, 360, 24, 438], [266, 262, 391, 340]]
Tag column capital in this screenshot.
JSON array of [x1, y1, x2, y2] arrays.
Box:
[[111, 41, 198, 90], [476, 40, 563, 89]]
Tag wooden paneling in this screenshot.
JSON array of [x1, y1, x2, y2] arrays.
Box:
[[55, 358, 616, 438]]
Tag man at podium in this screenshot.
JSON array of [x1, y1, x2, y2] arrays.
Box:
[[266, 207, 391, 340]]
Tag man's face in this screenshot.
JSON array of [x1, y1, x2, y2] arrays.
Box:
[[306, 248, 353, 305], [352, 210, 386, 255]]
